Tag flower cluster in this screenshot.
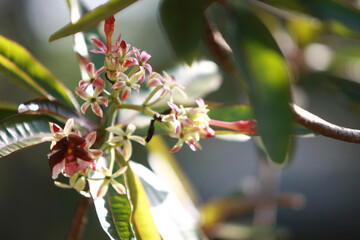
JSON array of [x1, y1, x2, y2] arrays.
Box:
[[46, 16, 216, 198], [162, 99, 215, 152]]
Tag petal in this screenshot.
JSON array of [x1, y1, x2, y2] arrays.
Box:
[[75, 87, 90, 100], [51, 160, 65, 179], [112, 166, 128, 178], [74, 147, 93, 161], [49, 122, 62, 135], [111, 180, 126, 195], [106, 126, 125, 136], [140, 51, 151, 63], [112, 81, 126, 90], [144, 63, 152, 74], [97, 180, 110, 198], [121, 87, 131, 101], [122, 140, 132, 161], [85, 131, 97, 147], [64, 118, 74, 135], [91, 103, 103, 118], [89, 49, 106, 54], [97, 97, 108, 107], [93, 86, 104, 97], [123, 57, 138, 68], [107, 136, 124, 144], [65, 159, 94, 176], [93, 77, 105, 88], [91, 38, 107, 52], [125, 123, 136, 135], [169, 139, 184, 153], [81, 102, 91, 115], [86, 62, 95, 77], [129, 135, 146, 145], [89, 149, 103, 159]]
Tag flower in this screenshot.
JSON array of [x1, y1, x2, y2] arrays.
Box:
[[146, 71, 186, 100], [106, 124, 146, 161], [79, 63, 105, 90], [112, 68, 145, 101], [48, 133, 101, 179], [96, 166, 127, 198], [133, 47, 152, 74], [162, 99, 215, 152], [75, 78, 108, 118]]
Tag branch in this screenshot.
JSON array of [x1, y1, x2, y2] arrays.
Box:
[[292, 104, 360, 143], [67, 196, 91, 240]]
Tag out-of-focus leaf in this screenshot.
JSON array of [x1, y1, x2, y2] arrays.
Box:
[[146, 135, 199, 205], [0, 35, 77, 107], [0, 102, 17, 121], [0, 114, 54, 158], [160, 0, 204, 65], [211, 4, 293, 164], [260, 0, 360, 34], [125, 163, 161, 239], [89, 156, 135, 240], [208, 104, 254, 121], [130, 161, 204, 240], [17, 98, 94, 130], [303, 0, 360, 33], [49, 0, 138, 42]]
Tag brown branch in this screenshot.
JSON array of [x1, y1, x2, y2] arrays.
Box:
[[67, 196, 91, 240], [292, 104, 360, 143]]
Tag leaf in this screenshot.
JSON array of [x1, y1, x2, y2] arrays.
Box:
[[18, 98, 94, 131], [0, 35, 77, 107], [160, 0, 205, 65], [0, 114, 54, 158], [130, 161, 204, 240], [125, 163, 161, 239], [0, 102, 18, 121], [49, 0, 138, 42], [210, 4, 293, 164], [146, 135, 199, 205], [89, 156, 135, 240], [303, 0, 360, 33]]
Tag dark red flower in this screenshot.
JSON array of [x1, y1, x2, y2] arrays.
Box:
[[48, 134, 96, 179]]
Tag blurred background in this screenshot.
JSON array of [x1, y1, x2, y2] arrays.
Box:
[[1, 0, 360, 239]]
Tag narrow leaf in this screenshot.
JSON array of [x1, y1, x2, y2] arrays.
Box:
[[89, 157, 135, 240], [18, 98, 94, 130], [211, 4, 293, 164], [130, 161, 205, 240], [0, 114, 54, 158], [0, 35, 77, 107], [49, 0, 138, 42], [125, 164, 161, 239], [0, 102, 18, 121], [160, 0, 204, 65]]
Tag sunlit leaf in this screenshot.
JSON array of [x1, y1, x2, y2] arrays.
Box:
[[0, 114, 54, 158], [160, 0, 204, 65], [130, 161, 204, 240], [0, 102, 18, 121], [125, 164, 161, 239], [18, 98, 94, 130], [146, 135, 199, 205], [49, 0, 138, 42], [0, 35, 77, 107], [210, 4, 293, 164], [89, 156, 135, 240]]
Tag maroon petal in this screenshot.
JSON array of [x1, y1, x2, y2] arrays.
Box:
[[74, 147, 93, 162]]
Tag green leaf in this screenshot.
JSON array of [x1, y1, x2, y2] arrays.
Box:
[[17, 98, 94, 131], [0, 35, 77, 107], [49, 0, 138, 42], [160, 0, 205, 65], [208, 104, 254, 121], [0, 114, 54, 158], [89, 157, 135, 240], [0, 102, 18, 121], [210, 4, 293, 164], [130, 161, 205, 239], [303, 0, 360, 33], [125, 163, 161, 239]]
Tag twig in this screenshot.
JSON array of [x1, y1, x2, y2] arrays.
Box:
[[67, 196, 91, 240], [292, 104, 360, 143]]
